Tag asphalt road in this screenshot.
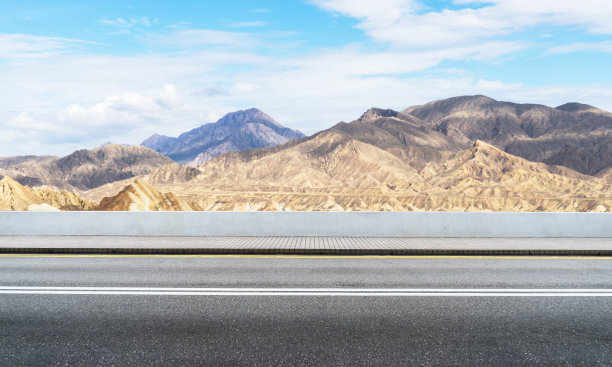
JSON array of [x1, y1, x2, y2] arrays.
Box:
[[1, 255, 611, 366]]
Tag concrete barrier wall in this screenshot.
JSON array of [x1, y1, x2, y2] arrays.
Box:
[[0, 212, 610, 237]]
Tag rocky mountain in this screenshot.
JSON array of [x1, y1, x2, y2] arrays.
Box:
[[357, 107, 413, 122], [2, 95, 609, 212], [0, 155, 56, 168], [180, 109, 462, 182], [185, 131, 425, 190], [143, 107, 464, 191], [141, 108, 304, 165], [143, 109, 610, 211], [78, 178, 138, 202], [542, 141, 611, 176], [0, 175, 92, 211], [144, 140, 609, 211], [423, 141, 608, 200], [0, 144, 173, 191], [556, 102, 612, 116], [94, 179, 197, 211], [402, 95, 612, 175], [145, 163, 201, 185], [0, 175, 44, 210], [597, 168, 612, 183]]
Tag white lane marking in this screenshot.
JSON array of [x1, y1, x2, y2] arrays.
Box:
[[0, 287, 611, 292], [0, 287, 611, 297], [1, 292, 611, 297]]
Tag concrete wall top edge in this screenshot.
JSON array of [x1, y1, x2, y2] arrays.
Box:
[[0, 211, 609, 237]]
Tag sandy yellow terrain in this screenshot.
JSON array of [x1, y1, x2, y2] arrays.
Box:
[[139, 140, 610, 212], [0, 176, 93, 211]]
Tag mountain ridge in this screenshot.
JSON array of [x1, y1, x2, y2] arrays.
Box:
[[94, 179, 197, 211], [402, 95, 612, 175], [0, 175, 93, 210], [143, 138, 609, 212], [2, 95, 610, 212], [141, 108, 304, 165], [0, 144, 173, 191]]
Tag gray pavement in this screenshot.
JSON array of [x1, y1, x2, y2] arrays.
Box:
[[1, 255, 611, 366], [1, 236, 612, 255]]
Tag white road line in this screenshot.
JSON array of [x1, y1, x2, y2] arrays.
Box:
[[0, 287, 611, 296], [0, 287, 611, 292]]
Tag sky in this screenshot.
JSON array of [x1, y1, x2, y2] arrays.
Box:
[[1, 0, 612, 156]]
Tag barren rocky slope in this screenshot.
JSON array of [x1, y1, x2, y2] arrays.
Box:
[[0, 175, 92, 210], [94, 179, 197, 211], [423, 141, 609, 201], [0, 155, 56, 168], [597, 167, 612, 181], [136, 101, 611, 212], [141, 108, 304, 165], [402, 95, 612, 175], [147, 135, 609, 211], [1, 144, 173, 191]]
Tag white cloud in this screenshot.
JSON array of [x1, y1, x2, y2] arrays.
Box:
[[311, 0, 612, 48], [0, 33, 92, 58], [505, 85, 612, 105], [99, 16, 159, 28], [476, 79, 522, 90], [228, 21, 268, 28], [313, 0, 416, 22], [2, 4, 612, 157], [546, 40, 612, 55], [3, 85, 220, 155], [280, 40, 523, 79], [197, 85, 231, 97], [2, 39, 612, 156], [149, 29, 258, 48]]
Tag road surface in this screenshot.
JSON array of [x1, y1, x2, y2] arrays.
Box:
[[1, 254, 611, 366]]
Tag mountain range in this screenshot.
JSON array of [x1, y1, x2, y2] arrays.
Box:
[[141, 108, 304, 166], [403, 95, 611, 175], [1, 95, 610, 211], [147, 131, 609, 212], [0, 144, 172, 191]]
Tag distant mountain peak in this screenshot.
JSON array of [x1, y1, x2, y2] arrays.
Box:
[[445, 94, 496, 104], [358, 108, 400, 122], [470, 139, 504, 155], [402, 95, 499, 122], [216, 107, 283, 128], [94, 143, 132, 151], [555, 102, 599, 113], [226, 107, 264, 116], [141, 108, 304, 164], [94, 179, 196, 211], [140, 134, 176, 151], [227, 107, 262, 115], [422, 94, 496, 109]]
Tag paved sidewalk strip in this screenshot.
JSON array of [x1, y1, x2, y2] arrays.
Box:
[[0, 236, 610, 256]]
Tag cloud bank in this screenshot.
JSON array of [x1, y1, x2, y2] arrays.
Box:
[[1, 2, 611, 156]]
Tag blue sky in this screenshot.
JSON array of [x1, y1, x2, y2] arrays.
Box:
[[1, 0, 611, 155]]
